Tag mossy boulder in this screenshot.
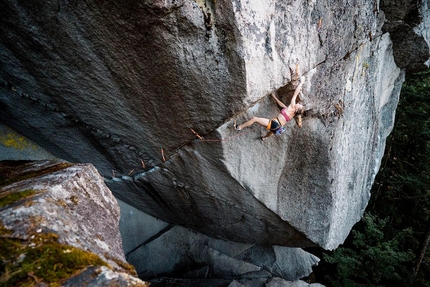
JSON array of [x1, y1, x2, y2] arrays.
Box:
[[0, 160, 148, 287]]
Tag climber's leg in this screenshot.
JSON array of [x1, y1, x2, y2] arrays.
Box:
[[261, 131, 274, 141], [237, 117, 269, 130]]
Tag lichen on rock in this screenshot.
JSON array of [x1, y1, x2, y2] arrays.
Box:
[[0, 160, 148, 286]]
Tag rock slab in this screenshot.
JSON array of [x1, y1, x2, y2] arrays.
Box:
[[0, 160, 148, 286]]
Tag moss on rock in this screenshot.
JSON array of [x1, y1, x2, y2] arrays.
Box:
[[0, 224, 108, 287], [0, 161, 72, 188], [0, 189, 37, 208]]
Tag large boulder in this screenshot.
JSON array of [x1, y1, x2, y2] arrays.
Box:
[[0, 0, 428, 252], [0, 160, 148, 286]]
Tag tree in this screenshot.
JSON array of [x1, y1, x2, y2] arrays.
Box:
[[322, 214, 413, 287]]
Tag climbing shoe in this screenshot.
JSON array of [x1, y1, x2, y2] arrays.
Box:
[[234, 122, 241, 131]]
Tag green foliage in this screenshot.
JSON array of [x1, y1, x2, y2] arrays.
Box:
[[322, 214, 413, 287], [0, 225, 108, 287], [0, 161, 72, 188], [0, 189, 36, 208]]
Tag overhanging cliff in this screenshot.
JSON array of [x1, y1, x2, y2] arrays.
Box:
[[0, 0, 429, 251]]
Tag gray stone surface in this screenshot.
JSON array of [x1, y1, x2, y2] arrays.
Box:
[[415, 0, 430, 68], [118, 199, 170, 255], [118, 199, 319, 281], [1, 160, 125, 270], [0, 124, 56, 160], [382, 0, 430, 71], [0, 0, 428, 254], [0, 160, 148, 286], [63, 266, 149, 287], [265, 278, 325, 287]]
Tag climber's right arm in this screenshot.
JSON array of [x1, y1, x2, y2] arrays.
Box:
[[271, 93, 287, 108]]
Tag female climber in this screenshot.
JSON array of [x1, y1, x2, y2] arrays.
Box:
[[235, 80, 304, 140]]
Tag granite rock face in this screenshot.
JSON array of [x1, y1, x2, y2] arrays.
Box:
[[63, 266, 148, 287], [0, 160, 148, 286], [0, 0, 429, 251], [381, 0, 430, 71], [118, 199, 319, 283]]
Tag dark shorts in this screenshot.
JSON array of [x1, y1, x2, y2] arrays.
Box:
[[267, 118, 281, 132]]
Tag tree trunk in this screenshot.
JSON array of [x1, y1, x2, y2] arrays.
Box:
[[412, 216, 430, 283]]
